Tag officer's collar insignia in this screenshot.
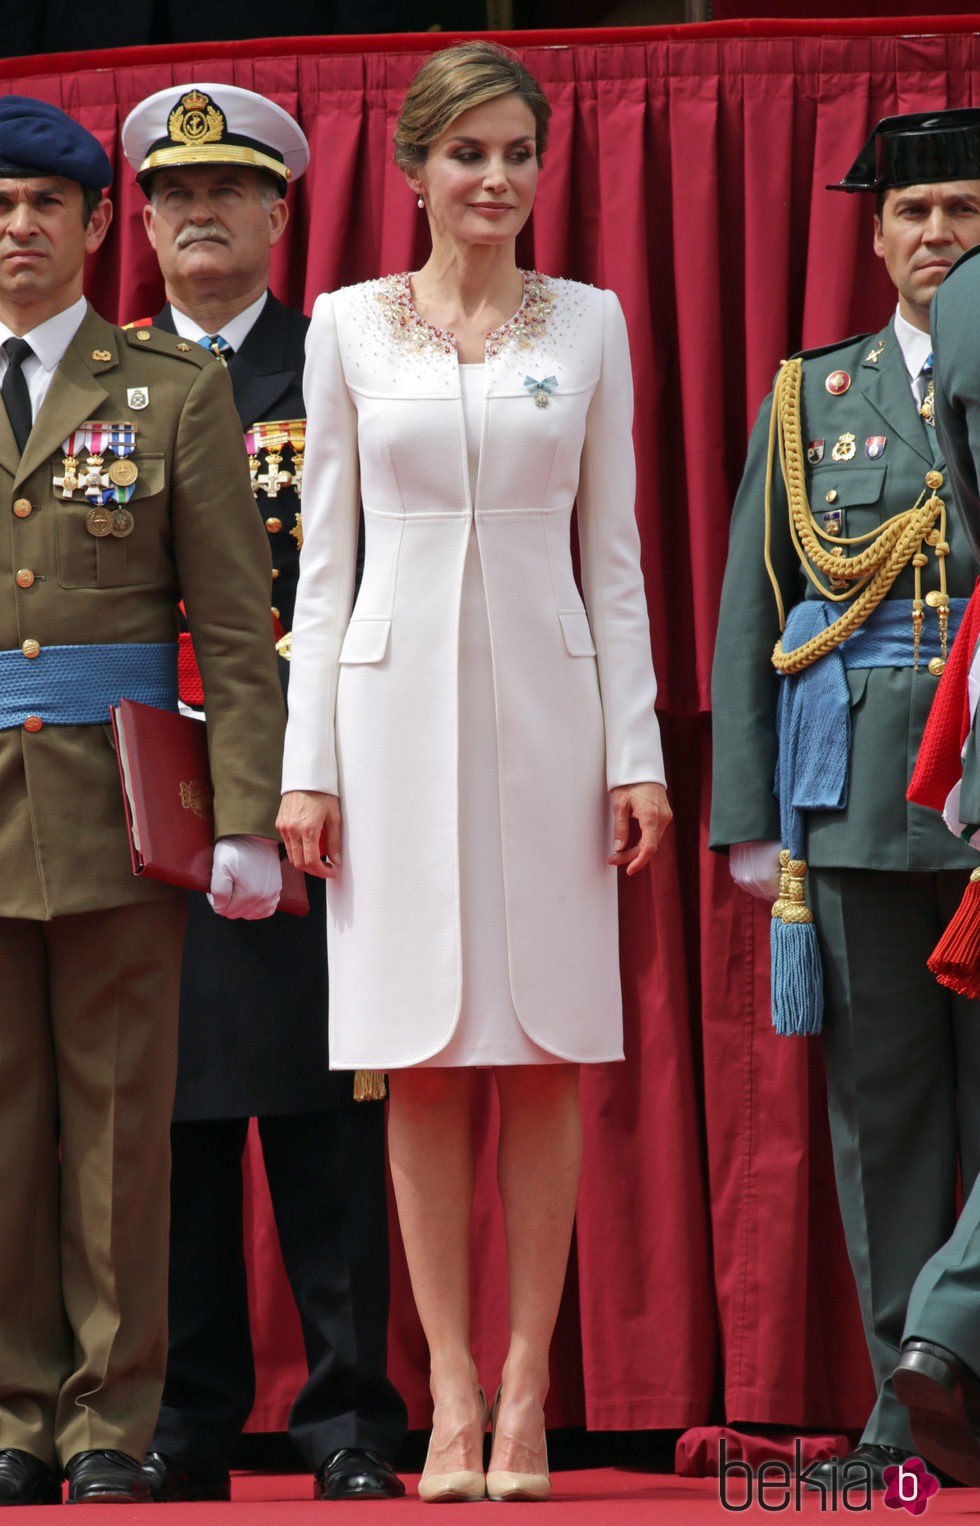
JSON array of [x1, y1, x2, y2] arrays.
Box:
[[864, 340, 886, 365]]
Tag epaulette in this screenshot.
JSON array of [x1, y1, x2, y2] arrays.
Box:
[[789, 333, 874, 363], [121, 325, 211, 366]]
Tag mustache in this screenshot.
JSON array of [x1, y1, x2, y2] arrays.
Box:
[[175, 222, 230, 249]]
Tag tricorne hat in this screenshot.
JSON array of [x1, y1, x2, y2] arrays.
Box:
[[830, 107, 980, 193], [122, 82, 309, 195], [0, 96, 111, 192]]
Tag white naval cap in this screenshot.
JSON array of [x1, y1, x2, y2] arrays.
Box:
[[122, 81, 309, 195]]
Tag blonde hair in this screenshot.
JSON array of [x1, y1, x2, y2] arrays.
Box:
[[393, 42, 551, 171]]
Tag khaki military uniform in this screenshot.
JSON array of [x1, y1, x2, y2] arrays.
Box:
[[0, 304, 285, 1469]]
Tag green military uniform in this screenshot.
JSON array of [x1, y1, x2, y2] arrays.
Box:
[[0, 304, 285, 1469], [710, 316, 980, 1451]]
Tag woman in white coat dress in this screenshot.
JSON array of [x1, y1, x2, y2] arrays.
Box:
[[278, 42, 671, 1504]]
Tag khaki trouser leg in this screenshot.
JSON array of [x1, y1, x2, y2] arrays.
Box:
[[0, 920, 68, 1468], [0, 897, 187, 1468]]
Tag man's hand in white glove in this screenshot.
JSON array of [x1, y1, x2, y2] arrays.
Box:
[[209, 836, 282, 919], [729, 840, 782, 902]]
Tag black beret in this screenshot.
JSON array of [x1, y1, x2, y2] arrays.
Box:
[[830, 108, 980, 194], [0, 96, 111, 191]]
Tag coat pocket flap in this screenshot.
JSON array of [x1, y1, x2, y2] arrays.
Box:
[[559, 609, 597, 657], [339, 618, 391, 664]]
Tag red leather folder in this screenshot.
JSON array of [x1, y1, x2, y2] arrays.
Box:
[[110, 697, 308, 916]]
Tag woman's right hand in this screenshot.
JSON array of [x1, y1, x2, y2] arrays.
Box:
[[277, 790, 342, 879]]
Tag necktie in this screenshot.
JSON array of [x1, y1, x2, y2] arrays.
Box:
[[200, 333, 233, 364], [918, 352, 935, 428], [2, 336, 34, 452]]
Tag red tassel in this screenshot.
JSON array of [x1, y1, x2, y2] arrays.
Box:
[[929, 869, 980, 996]]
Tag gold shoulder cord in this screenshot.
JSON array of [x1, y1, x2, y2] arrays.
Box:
[[763, 357, 948, 674]]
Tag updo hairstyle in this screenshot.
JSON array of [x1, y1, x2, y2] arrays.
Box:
[[393, 41, 551, 172]]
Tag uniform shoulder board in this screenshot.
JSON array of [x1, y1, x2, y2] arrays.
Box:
[[121, 325, 210, 366], [790, 333, 874, 363]]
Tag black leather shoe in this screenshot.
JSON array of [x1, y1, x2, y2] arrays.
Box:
[[142, 1450, 231, 1502], [315, 1449, 405, 1500], [0, 1449, 60, 1506], [804, 1443, 916, 1492], [66, 1449, 151, 1503], [893, 1338, 980, 1487]]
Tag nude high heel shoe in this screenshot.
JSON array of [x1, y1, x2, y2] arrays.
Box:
[[486, 1386, 551, 1502], [418, 1388, 490, 1503]]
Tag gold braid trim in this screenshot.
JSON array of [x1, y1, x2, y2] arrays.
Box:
[[763, 357, 948, 676]]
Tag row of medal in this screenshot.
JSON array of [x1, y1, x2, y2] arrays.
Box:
[[54, 419, 308, 537], [245, 420, 306, 501], [808, 433, 886, 464], [54, 423, 140, 539]]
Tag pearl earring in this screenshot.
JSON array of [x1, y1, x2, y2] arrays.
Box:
[[417, 196, 424, 209]]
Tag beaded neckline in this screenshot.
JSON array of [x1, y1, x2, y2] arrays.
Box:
[[374, 270, 554, 359]]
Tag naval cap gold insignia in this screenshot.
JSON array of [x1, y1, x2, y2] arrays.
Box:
[[168, 88, 225, 149]]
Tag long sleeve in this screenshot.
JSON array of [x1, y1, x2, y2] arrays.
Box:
[[576, 288, 665, 788], [281, 291, 361, 796]]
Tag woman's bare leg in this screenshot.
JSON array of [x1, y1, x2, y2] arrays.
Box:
[[489, 1063, 582, 1478], [387, 1067, 487, 1478]]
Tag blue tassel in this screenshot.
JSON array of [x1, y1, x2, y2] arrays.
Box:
[[769, 850, 824, 1035], [771, 918, 824, 1034]]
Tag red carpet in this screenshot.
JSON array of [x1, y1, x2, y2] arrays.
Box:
[[16, 1470, 980, 1520]]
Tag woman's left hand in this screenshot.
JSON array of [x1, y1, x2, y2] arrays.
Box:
[[608, 782, 672, 874]]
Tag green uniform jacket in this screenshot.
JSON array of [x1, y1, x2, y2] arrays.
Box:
[[710, 317, 977, 872], [0, 305, 286, 919]]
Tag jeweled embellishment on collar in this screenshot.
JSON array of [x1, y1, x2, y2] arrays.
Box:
[[375, 271, 554, 358]]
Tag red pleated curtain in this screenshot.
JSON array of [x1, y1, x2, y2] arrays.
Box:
[[8, 15, 979, 1436]]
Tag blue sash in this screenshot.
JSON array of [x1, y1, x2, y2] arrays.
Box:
[[0, 641, 178, 729], [775, 598, 967, 859]]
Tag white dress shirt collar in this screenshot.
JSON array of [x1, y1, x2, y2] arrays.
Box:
[[168, 290, 269, 354], [893, 307, 933, 384]]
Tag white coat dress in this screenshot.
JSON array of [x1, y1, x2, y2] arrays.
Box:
[[282, 272, 665, 1068]]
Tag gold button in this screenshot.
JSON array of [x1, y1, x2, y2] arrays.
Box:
[[928, 657, 946, 676], [271, 568, 279, 579], [13, 498, 31, 517], [825, 489, 838, 504], [21, 638, 40, 658], [925, 590, 947, 608], [15, 569, 34, 588], [925, 470, 944, 490], [265, 517, 282, 534], [23, 714, 42, 732], [136, 330, 151, 342]]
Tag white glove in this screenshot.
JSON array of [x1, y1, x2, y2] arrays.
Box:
[[208, 835, 282, 919], [730, 840, 782, 902]]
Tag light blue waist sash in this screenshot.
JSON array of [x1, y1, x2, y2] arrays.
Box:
[[0, 641, 178, 730], [774, 598, 967, 859]]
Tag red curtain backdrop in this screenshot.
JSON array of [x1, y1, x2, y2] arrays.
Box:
[[8, 15, 980, 1437]]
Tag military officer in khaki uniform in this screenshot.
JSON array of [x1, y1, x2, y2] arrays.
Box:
[[0, 96, 285, 1505], [711, 110, 980, 1490]]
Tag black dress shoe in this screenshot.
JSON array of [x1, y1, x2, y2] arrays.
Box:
[[315, 1448, 405, 1501], [66, 1449, 151, 1504], [142, 1450, 231, 1502], [804, 1443, 916, 1492], [893, 1338, 980, 1487], [0, 1449, 60, 1506]]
